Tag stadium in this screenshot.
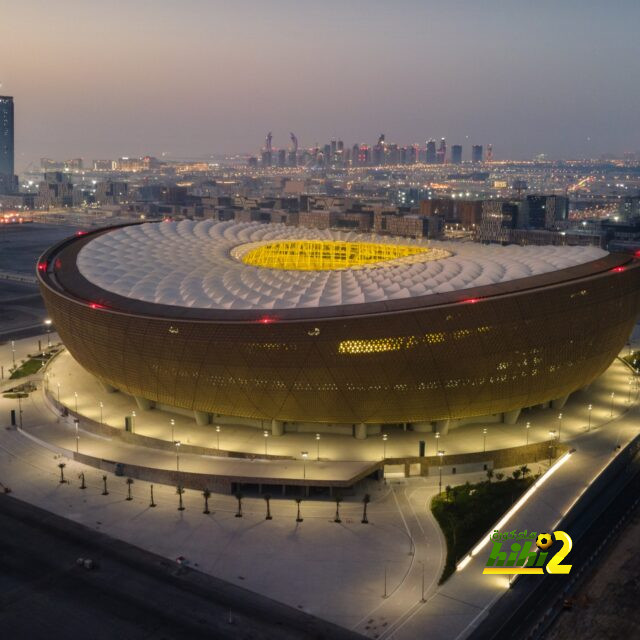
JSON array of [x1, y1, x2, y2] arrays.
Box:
[[37, 220, 640, 439]]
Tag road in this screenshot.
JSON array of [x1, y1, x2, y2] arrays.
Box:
[[468, 440, 640, 639], [352, 482, 447, 639]]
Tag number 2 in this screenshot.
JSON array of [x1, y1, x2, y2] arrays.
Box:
[[546, 530, 573, 574]]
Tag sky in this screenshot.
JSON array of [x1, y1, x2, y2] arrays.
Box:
[[1, 0, 639, 169]]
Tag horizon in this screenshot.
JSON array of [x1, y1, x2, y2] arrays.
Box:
[[2, 0, 640, 170]]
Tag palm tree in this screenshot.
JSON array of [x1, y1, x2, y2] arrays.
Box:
[[486, 469, 494, 483], [149, 484, 156, 507], [295, 497, 303, 522], [58, 462, 66, 484], [235, 491, 243, 517], [202, 488, 211, 514], [520, 465, 530, 478], [125, 478, 134, 500], [101, 474, 109, 495], [78, 472, 86, 489], [334, 495, 343, 523], [263, 493, 272, 520], [177, 486, 185, 511], [495, 472, 505, 482], [512, 469, 522, 480], [361, 494, 370, 524]]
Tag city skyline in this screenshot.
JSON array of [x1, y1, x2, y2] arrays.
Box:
[[2, 0, 640, 170]]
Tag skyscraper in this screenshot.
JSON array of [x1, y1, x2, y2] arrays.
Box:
[[425, 139, 437, 163], [436, 138, 446, 164], [451, 145, 462, 164], [0, 95, 16, 194], [472, 145, 483, 163]]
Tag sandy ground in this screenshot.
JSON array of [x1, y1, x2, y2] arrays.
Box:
[[544, 510, 640, 640]]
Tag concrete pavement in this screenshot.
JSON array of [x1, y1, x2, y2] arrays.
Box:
[[2, 331, 639, 638]]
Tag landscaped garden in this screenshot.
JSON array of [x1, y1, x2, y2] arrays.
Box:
[[9, 358, 45, 379], [431, 467, 537, 582]]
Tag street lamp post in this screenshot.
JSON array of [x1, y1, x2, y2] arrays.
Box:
[[301, 451, 308, 479], [438, 450, 445, 495], [316, 433, 320, 460], [44, 319, 52, 347], [263, 429, 269, 455], [525, 422, 531, 445], [215, 424, 220, 450], [170, 418, 175, 443], [557, 413, 562, 443], [548, 430, 557, 466], [175, 440, 181, 471], [587, 404, 592, 431], [382, 433, 388, 460], [74, 418, 79, 453], [482, 428, 487, 453], [131, 410, 136, 434], [74, 392, 78, 413], [610, 392, 615, 417]]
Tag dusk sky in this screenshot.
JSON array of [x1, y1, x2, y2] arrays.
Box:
[[2, 0, 639, 169]]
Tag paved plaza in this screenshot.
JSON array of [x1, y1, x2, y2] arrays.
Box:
[[1, 331, 639, 638]]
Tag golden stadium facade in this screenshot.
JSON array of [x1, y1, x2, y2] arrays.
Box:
[[38, 220, 640, 436]]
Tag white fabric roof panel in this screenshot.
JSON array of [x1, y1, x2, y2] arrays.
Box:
[[76, 220, 608, 311]]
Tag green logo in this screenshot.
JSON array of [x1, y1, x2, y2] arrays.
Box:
[[483, 530, 572, 575]]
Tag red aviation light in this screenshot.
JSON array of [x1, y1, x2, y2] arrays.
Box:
[[37, 261, 48, 272], [258, 316, 276, 324], [611, 266, 626, 273], [75, 230, 87, 236], [462, 297, 481, 304], [89, 302, 106, 309], [634, 250, 640, 258]]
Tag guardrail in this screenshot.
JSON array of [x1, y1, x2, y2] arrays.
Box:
[[0, 271, 37, 285]]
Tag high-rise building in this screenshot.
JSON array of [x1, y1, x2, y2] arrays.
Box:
[[261, 150, 272, 167], [521, 195, 569, 229], [277, 148, 286, 167], [323, 144, 331, 166], [451, 145, 463, 164], [0, 95, 17, 194], [425, 139, 437, 163], [472, 145, 483, 163], [36, 172, 74, 208], [387, 144, 399, 165], [436, 138, 447, 164], [620, 196, 640, 221], [351, 144, 360, 166]]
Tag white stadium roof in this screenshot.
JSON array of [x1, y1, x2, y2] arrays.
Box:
[[76, 220, 608, 311]]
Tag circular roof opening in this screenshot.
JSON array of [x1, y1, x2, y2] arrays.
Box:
[[240, 240, 446, 271]]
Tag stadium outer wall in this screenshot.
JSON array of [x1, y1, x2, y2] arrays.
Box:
[[38, 227, 640, 432]]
